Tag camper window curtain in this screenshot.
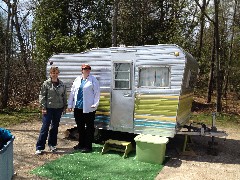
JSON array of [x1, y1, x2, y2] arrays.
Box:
[[139, 67, 170, 87]]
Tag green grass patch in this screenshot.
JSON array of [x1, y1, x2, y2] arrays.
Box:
[[31, 144, 164, 180], [0, 108, 40, 127], [190, 113, 240, 128]]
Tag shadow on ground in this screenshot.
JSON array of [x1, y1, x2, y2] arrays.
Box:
[[164, 134, 240, 167]]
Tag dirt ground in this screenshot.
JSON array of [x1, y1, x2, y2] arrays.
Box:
[[7, 120, 240, 180], [156, 127, 240, 180]]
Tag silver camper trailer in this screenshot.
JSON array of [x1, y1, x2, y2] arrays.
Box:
[[47, 44, 198, 138]]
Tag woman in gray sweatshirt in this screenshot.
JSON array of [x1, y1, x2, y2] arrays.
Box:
[[36, 66, 67, 155]]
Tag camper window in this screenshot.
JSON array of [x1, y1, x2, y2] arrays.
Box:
[[113, 63, 131, 89], [139, 67, 170, 88]]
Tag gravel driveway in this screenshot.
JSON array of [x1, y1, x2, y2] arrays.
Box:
[[156, 127, 240, 180], [7, 120, 240, 180]]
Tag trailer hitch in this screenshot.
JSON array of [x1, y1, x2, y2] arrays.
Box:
[[177, 112, 228, 156], [207, 112, 219, 156]]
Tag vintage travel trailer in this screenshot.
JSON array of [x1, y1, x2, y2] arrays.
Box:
[[47, 44, 199, 138]]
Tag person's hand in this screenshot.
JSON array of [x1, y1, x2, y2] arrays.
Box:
[[42, 109, 47, 114], [91, 105, 96, 108], [62, 109, 66, 115], [68, 108, 73, 112]]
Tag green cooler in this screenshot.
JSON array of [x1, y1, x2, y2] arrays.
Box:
[[134, 134, 168, 164]]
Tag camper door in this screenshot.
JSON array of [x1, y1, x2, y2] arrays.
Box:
[[110, 60, 134, 132]]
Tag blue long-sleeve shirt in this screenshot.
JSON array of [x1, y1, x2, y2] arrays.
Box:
[[75, 79, 87, 109]]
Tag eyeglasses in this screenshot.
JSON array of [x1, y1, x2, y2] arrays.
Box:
[[82, 68, 91, 70]]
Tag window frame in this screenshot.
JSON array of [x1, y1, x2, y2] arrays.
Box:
[[138, 66, 171, 89], [113, 62, 132, 90]]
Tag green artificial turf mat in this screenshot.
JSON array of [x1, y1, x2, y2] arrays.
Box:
[[31, 144, 165, 180]]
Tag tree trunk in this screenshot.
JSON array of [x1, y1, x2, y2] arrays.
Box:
[[214, 0, 222, 112], [197, 0, 206, 59], [12, 0, 31, 104], [224, 0, 237, 97], [1, 0, 13, 108], [12, 0, 28, 70], [207, 35, 215, 103], [112, 0, 120, 47]]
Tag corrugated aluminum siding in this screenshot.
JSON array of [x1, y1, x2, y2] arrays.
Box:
[[48, 44, 198, 137]]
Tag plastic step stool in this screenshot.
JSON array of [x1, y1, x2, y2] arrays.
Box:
[[101, 139, 133, 158]]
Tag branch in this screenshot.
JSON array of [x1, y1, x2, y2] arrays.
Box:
[[194, 0, 215, 24], [20, 11, 30, 26], [0, 5, 8, 13], [1, 0, 12, 13]]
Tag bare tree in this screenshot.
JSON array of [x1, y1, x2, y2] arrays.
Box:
[[207, 35, 215, 103], [1, 0, 38, 108], [223, 0, 238, 97], [214, 0, 222, 112], [195, 0, 223, 112], [1, 0, 13, 108], [197, 0, 210, 59], [12, 0, 28, 70]]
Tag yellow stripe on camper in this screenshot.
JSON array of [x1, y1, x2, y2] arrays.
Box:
[[135, 110, 177, 116], [137, 94, 179, 99], [137, 104, 178, 111], [134, 94, 179, 122], [96, 111, 110, 116], [135, 95, 179, 115], [98, 92, 111, 112], [134, 115, 176, 122], [100, 92, 111, 96]]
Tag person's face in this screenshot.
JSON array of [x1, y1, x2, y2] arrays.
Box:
[[82, 67, 91, 75], [50, 71, 59, 79]]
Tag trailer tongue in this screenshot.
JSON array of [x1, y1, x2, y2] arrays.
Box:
[[177, 112, 227, 155]]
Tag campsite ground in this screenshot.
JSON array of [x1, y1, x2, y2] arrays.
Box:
[[156, 126, 240, 180], [9, 118, 240, 180]]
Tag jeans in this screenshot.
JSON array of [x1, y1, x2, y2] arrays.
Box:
[[74, 108, 95, 150], [36, 108, 63, 150]]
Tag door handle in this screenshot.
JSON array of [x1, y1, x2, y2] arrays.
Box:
[[123, 93, 131, 97]]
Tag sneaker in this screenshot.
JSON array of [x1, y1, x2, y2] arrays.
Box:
[[35, 150, 43, 155], [49, 146, 57, 152]]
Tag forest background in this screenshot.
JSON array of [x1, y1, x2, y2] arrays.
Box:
[[0, 0, 240, 125]]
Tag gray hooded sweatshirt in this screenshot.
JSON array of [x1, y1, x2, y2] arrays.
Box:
[[39, 78, 67, 109]]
